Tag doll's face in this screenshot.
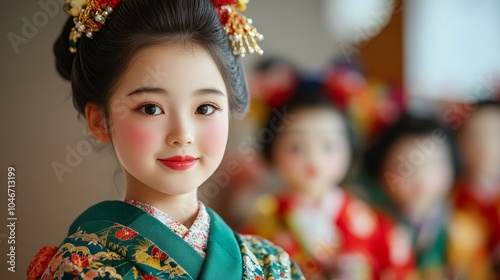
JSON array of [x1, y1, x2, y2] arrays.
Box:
[[271, 108, 351, 197], [382, 135, 454, 215], [459, 107, 500, 179], [107, 44, 229, 197]]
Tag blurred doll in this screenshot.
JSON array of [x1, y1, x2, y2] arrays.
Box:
[[448, 100, 500, 279], [241, 84, 415, 280], [361, 114, 459, 279]]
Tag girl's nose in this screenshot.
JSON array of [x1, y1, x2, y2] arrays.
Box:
[[167, 133, 194, 146], [166, 117, 194, 147]]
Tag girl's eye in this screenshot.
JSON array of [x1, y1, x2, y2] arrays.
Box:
[[196, 104, 219, 116], [138, 104, 163, 116]]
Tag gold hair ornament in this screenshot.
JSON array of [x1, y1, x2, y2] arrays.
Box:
[[64, 0, 119, 53], [214, 0, 264, 57], [64, 0, 264, 57]]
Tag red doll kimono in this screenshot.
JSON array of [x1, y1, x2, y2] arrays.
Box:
[[448, 179, 500, 279], [241, 188, 416, 280]]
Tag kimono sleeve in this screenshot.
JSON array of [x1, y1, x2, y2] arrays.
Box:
[[38, 231, 138, 280], [238, 234, 305, 280]]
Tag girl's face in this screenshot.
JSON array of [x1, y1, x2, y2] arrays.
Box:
[[272, 108, 351, 197], [107, 44, 229, 198], [382, 135, 454, 215], [459, 107, 500, 179]]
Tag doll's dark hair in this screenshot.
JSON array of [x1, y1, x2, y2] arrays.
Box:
[[475, 99, 500, 110], [260, 81, 358, 164], [253, 56, 299, 74], [457, 99, 500, 132], [363, 113, 461, 181], [54, 0, 248, 121]]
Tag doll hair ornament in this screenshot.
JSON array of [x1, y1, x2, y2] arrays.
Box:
[[65, 0, 264, 56]]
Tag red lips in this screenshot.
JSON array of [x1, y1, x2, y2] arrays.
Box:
[[158, 155, 198, 170]]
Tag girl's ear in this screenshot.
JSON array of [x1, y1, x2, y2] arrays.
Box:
[[85, 103, 111, 143]]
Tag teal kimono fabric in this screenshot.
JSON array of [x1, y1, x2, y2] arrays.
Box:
[[37, 201, 304, 279]]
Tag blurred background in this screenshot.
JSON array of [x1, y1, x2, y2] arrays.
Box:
[[1, 0, 500, 279]]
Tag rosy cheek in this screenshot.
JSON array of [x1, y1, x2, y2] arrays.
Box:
[[327, 150, 349, 167], [113, 119, 158, 153], [199, 120, 228, 155], [276, 150, 302, 174]]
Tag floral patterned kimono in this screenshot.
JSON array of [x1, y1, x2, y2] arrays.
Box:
[[27, 200, 304, 280], [240, 188, 416, 280]]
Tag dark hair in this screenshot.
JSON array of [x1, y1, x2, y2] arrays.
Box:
[[457, 99, 500, 132], [363, 113, 460, 181], [253, 56, 299, 74], [475, 99, 500, 110], [260, 80, 358, 163], [54, 0, 248, 121]]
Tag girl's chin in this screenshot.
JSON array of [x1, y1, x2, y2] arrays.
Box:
[[152, 188, 200, 197]]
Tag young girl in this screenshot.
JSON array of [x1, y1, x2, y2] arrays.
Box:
[[241, 83, 415, 280], [360, 114, 459, 279], [27, 0, 304, 279]]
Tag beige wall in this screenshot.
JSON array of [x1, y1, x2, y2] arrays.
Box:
[[0, 1, 338, 278]]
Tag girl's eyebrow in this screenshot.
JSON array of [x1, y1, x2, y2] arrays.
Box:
[[126, 87, 225, 97], [127, 87, 166, 96], [193, 88, 225, 97]]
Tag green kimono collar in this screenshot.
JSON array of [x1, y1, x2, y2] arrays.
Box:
[[69, 200, 243, 279]]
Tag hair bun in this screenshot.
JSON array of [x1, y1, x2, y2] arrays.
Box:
[[53, 16, 76, 81]]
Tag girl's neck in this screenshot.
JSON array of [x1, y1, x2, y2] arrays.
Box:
[[124, 173, 199, 228]]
